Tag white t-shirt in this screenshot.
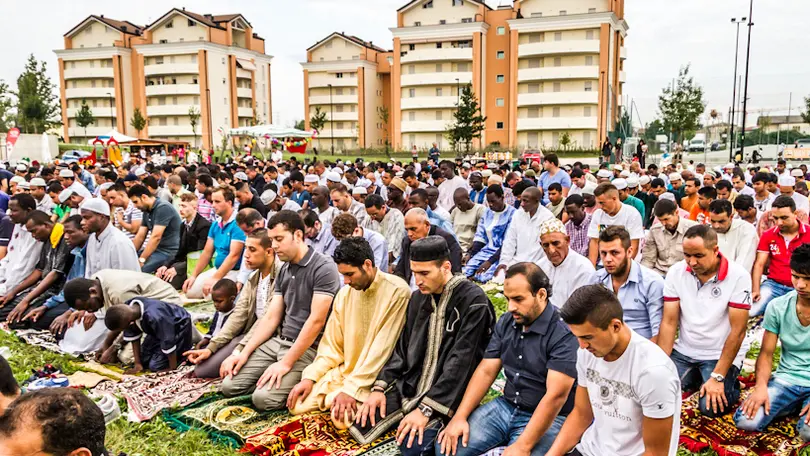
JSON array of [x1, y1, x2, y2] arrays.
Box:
[[791, 192, 810, 213], [255, 271, 274, 318], [587, 204, 645, 240], [576, 330, 681, 456]]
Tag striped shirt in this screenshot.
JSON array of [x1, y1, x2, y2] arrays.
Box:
[[114, 201, 143, 241], [197, 193, 215, 222]]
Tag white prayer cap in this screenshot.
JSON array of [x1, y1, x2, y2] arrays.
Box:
[[304, 174, 319, 184], [233, 171, 249, 181], [538, 218, 567, 237], [612, 164, 623, 171], [778, 175, 796, 187], [488, 175, 504, 185], [612, 178, 628, 191], [79, 197, 109, 216], [596, 169, 612, 179], [59, 169, 74, 178], [260, 190, 278, 205], [10, 176, 25, 185], [98, 182, 114, 192], [582, 181, 598, 196], [668, 172, 682, 182], [626, 176, 640, 188], [639, 176, 651, 185], [724, 163, 735, 169], [658, 192, 676, 202], [58, 188, 74, 203], [481, 170, 493, 178], [352, 186, 368, 196], [747, 164, 757, 169], [18, 181, 30, 190], [15, 163, 27, 171], [620, 170, 631, 178], [325, 171, 342, 183], [134, 168, 147, 177], [29, 177, 47, 187], [334, 167, 345, 175], [791, 169, 804, 177]]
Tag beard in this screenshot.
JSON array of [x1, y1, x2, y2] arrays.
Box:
[[609, 257, 630, 277]]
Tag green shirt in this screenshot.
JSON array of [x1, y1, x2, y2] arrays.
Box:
[[622, 195, 646, 220], [53, 204, 69, 222], [764, 291, 810, 387]]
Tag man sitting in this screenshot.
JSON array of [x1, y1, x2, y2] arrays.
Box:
[[642, 199, 698, 276], [394, 209, 462, 287], [593, 226, 664, 341], [81, 197, 140, 276], [587, 183, 644, 266], [350, 236, 495, 455], [563, 195, 592, 258], [658, 225, 751, 417], [438, 263, 577, 456], [331, 184, 372, 229], [733, 194, 761, 226], [236, 181, 269, 218], [331, 213, 389, 272], [155, 193, 211, 290], [311, 186, 339, 227], [463, 185, 516, 283], [302, 209, 338, 257], [689, 186, 716, 225], [450, 188, 485, 254], [219, 211, 341, 411], [106, 183, 142, 241], [129, 184, 182, 274], [0, 195, 42, 298], [288, 237, 411, 428], [537, 218, 594, 309], [734, 244, 810, 441], [709, 199, 759, 273], [496, 187, 555, 277], [409, 188, 455, 234], [365, 194, 405, 268], [546, 285, 681, 456]]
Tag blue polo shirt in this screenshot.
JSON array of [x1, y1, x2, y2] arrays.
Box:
[[208, 212, 246, 270]]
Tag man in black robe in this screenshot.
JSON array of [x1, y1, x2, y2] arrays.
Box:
[[351, 236, 495, 456]]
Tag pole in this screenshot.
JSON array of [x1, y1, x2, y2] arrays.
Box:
[[206, 88, 212, 150], [455, 78, 460, 154], [787, 92, 793, 144], [739, 0, 754, 156], [328, 84, 334, 155], [729, 18, 744, 161], [735, 75, 743, 151]]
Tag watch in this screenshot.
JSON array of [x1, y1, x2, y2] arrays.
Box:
[[139, 257, 146, 264], [710, 372, 725, 383], [418, 404, 433, 419]]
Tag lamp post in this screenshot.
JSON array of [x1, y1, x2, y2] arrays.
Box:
[[729, 17, 746, 159], [738, 0, 754, 157], [106, 92, 114, 130], [328, 84, 335, 155], [455, 78, 460, 154]]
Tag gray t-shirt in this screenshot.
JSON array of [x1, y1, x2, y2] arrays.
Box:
[[274, 246, 341, 340], [143, 198, 182, 256]]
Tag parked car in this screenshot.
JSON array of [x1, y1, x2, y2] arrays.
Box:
[[61, 150, 91, 163], [688, 140, 706, 152], [710, 141, 720, 151]]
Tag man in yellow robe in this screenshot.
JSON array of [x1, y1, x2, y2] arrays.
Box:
[[287, 236, 411, 428]]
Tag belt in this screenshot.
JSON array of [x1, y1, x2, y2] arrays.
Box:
[[277, 335, 296, 343]]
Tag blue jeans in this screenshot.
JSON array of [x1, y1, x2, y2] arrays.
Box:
[[671, 349, 741, 418], [734, 378, 810, 441], [402, 420, 442, 456], [437, 397, 566, 456], [140, 250, 173, 274], [751, 279, 794, 316]]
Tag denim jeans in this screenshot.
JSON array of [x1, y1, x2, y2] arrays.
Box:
[[401, 419, 443, 456], [671, 349, 741, 418], [751, 279, 794, 316], [437, 396, 566, 456], [140, 250, 173, 274], [733, 377, 810, 441]]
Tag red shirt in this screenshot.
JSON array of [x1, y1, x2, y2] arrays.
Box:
[[757, 222, 810, 286]]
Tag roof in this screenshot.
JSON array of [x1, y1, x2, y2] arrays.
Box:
[[65, 15, 143, 37], [760, 115, 808, 125], [144, 9, 252, 31], [397, 0, 492, 12], [307, 32, 388, 53]]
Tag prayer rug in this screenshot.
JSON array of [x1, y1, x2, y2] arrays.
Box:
[[679, 384, 810, 456], [66, 371, 111, 388], [243, 412, 397, 456], [12, 328, 65, 354], [92, 366, 219, 422], [163, 395, 293, 448]]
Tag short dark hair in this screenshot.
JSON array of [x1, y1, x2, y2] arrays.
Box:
[[0, 388, 106, 456], [109, 183, 128, 194], [267, 210, 306, 237], [248, 227, 273, 249], [570, 168, 584, 179], [548, 182, 563, 193], [126, 184, 152, 199], [26, 210, 52, 227], [685, 177, 701, 187], [142, 175, 159, 190], [439, 160, 456, 170], [560, 284, 624, 329], [698, 186, 717, 199], [410, 188, 428, 201], [212, 278, 238, 297], [10, 193, 36, 211], [684, 224, 718, 248], [715, 180, 732, 192], [709, 199, 733, 216], [333, 237, 375, 268], [486, 184, 504, 197], [364, 193, 385, 209], [653, 199, 678, 218], [594, 183, 617, 197], [197, 174, 214, 187], [213, 186, 236, 204], [234, 181, 250, 192], [505, 262, 552, 298], [564, 194, 584, 207], [299, 209, 321, 229], [104, 304, 134, 332], [772, 195, 797, 212], [402, 170, 416, 180], [289, 171, 305, 183], [544, 153, 559, 167], [650, 178, 666, 189], [63, 214, 84, 230], [790, 244, 810, 277], [598, 225, 631, 249], [236, 208, 264, 227], [331, 213, 359, 239], [733, 194, 755, 212], [47, 182, 63, 194], [0, 355, 19, 398], [752, 172, 770, 185], [63, 278, 96, 308]]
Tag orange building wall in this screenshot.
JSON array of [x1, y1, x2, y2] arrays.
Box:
[[483, 9, 513, 147], [391, 37, 402, 149], [358, 66, 366, 147], [198, 50, 211, 149], [597, 24, 611, 142], [58, 59, 69, 142], [303, 70, 310, 130]]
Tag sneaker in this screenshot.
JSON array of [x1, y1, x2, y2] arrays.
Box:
[[26, 377, 69, 391]]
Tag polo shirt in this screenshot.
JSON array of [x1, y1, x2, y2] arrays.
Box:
[[484, 304, 578, 413], [207, 212, 246, 270], [274, 246, 341, 341], [538, 170, 572, 205], [663, 255, 752, 366], [143, 198, 182, 255], [592, 260, 665, 339], [757, 222, 810, 287], [621, 195, 646, 219]]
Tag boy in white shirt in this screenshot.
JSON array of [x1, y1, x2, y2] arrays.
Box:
[[587, 183, 644, 266]]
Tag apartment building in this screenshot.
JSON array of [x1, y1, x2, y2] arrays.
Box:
[[304, 0, 627, 152], [302, 33, 392, 152], [55, 9, 273, 149]]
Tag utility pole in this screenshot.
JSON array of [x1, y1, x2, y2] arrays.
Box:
[[787, 92, 793, 144], [729, 17, 746, 161], [739, 0, 754, 156]]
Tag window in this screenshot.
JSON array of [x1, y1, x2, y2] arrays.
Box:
[[409, 112, 416, 121], [414, 21, 422, 27], [193, 96, 199, 105], [531, 12, 543, 17], [337, 122, 344, 129], [584, 81, 593, 92], [528, 132, 539, 147], [166, 20, 173, 28], [336, 88, 344, 95], [528, 83, 540, 93], [409, 88, 416, 98], [586, 30, 595, 40], [584, 106, 592, 117], [554, 57, 561, 67], [497, 26, 506, 35], [457, 40, 472, 49], [188, 19, 195, 27], [349, 87, 356, 95], [528, 107, 539, 118], [90, 80, 96, 88], [496, 122, 504, 130], [559, 10, 567, 15], [496, 51, 505, 59], [496, 98, 505, 107], [89, 60, 94, 68], [408, 44, 416, 51], [553, 107, 560, 117], [423, 0, 433, 8], [336, 105, 344, 113], [528, 58, 541, 69], [440, 20, 446, 25], [191, 54, 197, 64], [553, 132, 560, 145], [457, 62, 470, 72], [92, 100, 97, 107], [409, 65, 416, 74], [588, 7, 597, 13], [336, 73, 344, 78], [436, 63, 443, 72], [461, 18, 473, 23], [436, 111, 442, 120], [554, 32, 562, 41], [336, 56, 342, 61], [169, 56, 175, 64], [583, 131, 591, 146], [453, 0, 464, 5], [172, 96, 178, 105], [160, 117, 167, 126], [553, 82, 561, 92], [496, 75, 505, 83], [173, 117, 179, 126], [159, 39, 168, 44], [409, 134, 416, 147], [70, 62, 75, 69], [436, 42, 443, 49], [585, 56, 594, 66], [436, 88, 443, 96], [529, 34, 542, 44], [325, 41, 332, 49]]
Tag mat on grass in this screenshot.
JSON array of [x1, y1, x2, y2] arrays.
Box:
[[679, 385, 810, 456], [243, 412, 398, 456]]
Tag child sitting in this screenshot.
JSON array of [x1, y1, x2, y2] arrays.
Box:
[[196, 279, 237, 350], [105, 298, 192, 374]]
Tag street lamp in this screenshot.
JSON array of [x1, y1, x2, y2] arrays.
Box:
[[328, 84, 335, 155], [729, 17, 746, 160], [739, 0, 754, 158], [106, 92, 114, 130], [455, 78, 460, 154]]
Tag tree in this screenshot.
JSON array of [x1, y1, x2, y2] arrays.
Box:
[[616, 108, 632, 139], [188, 106, 200, 148], [378, 106, 390, 155], [447, 84, 486, 155], [0, 81, 14, 133], [75, 100, 95, 139], [251, 107, 259, 126], [130, 107, 147, 137], [558, 132, 571, 150], [801, 95, 810, 125], [14, 55, 60, 134], [294, 119, 305, 130], [757, 114, 771, 144], [310, 106, 327, 133], [657, 65, 706, 144], [643, 119, 664, 143]]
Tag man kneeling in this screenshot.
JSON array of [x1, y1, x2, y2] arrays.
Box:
[[287, 237, 411, 428], [438, 262, 578, 456]]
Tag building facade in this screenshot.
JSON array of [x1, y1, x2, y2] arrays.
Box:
[[303, 0, 627, 152], [55, 9, 273, 149]]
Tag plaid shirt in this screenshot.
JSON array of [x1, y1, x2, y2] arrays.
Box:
[[565, 213, 592, 258]]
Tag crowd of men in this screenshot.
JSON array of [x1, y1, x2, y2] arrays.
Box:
[[1, 151, 810, 456]]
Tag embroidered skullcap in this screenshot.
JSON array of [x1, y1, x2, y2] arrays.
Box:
[[538, 218, 567, 237]]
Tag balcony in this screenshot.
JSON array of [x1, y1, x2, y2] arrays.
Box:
[[401, 47, 473, 64], [309, 94, 357, 105], [65, 87, 114, 99], [516, 116, 598, 131], [325, 111, 359, 121], [238, 107, 254, 118], [401, 120, 448, 133], [619, 71, 626, 83], [316, 129, 356, 139], [237, 87, 253, 98], [401, 71, 472, 87], [308, 75, 358, 89], [620, 47, 627, 60], [145, 84, 201, 96], [66, 107, 116, 118], [401, 96, 459, 110], [147, 105, 195, 116], [518, 40, 600, 58], [144, 63, 199, 77], [148, 125, 194, 136], [236, 68, 253, 80], [64, 67, 114, 80], [517, 66, 599, 82], [517, 91, 598, 107], [68, 126, 113, 138]]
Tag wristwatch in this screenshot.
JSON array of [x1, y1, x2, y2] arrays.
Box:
[[139, 257, 146, 264], [418, 404, 434, 419], [710, 372, 725, 383]]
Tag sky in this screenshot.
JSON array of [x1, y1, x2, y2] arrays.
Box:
[[1, 0, 808, 130]]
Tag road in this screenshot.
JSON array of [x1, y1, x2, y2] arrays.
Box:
[[560, 145, 795, 168]]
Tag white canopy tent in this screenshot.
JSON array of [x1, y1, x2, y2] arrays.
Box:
[[226, 125, 314, 138], [86, 130, 137, 145]]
